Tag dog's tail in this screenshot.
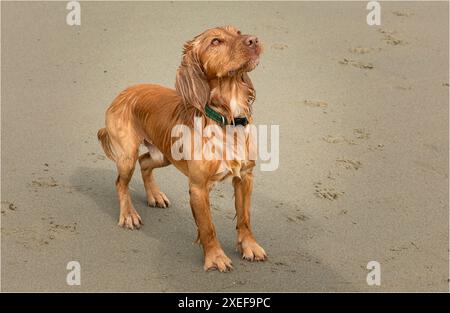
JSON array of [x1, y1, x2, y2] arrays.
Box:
[[97, 128, 116, 161]]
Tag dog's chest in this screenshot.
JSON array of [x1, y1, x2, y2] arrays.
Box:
[[214, 129, 256, 181], [215, 160, 254, 181]]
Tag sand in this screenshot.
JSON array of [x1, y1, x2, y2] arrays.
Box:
[[1, 1, 448, 291]]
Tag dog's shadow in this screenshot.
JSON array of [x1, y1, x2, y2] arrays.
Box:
[[70, 165, 201, 253]]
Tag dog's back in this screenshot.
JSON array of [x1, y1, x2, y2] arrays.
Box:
[[105, 84, 180, 120], [97, 84, 181, 161]]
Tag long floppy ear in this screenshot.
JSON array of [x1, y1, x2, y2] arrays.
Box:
[[175, 43, 210, 113], [242, 72, 256, 105]]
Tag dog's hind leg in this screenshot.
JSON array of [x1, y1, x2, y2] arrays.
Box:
[[98, 123, 142, 229], [106, 130, 142, 229], [115, 152, 142, 229], [139, 142, 171, 208]]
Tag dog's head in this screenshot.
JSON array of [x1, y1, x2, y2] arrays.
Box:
[[175, 26, 261, 112]]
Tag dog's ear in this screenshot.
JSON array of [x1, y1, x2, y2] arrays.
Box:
[[242, 72, 256, 105], [175, 42, 210, 112]]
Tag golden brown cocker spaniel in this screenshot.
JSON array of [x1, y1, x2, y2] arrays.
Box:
[[98, 26, 266, 272]]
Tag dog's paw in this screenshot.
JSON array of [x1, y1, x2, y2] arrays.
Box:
[[147, 190, 170, 208], [204, 249, 233, 272], [118, 210, 142, 230], [238, 239, 267, 262]]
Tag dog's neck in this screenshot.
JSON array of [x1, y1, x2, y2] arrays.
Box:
[[208, 75, 253, 120]]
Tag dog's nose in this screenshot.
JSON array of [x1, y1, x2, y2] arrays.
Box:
[[245, 36, 259, 48]]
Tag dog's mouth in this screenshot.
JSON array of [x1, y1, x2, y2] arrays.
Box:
[[228, 57, 260, 77], [245, 57, 260, 71]]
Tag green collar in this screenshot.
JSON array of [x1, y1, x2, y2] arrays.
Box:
[[205, 104, 249, 126]]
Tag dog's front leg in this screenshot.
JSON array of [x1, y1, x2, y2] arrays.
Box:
[[189, 181, 233, 272], [233, 172, 267, 261]]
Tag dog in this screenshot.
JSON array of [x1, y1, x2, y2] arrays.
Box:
[[97, 26, 266, 272]]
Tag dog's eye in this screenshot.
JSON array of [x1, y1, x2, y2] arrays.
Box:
[[237, 30, 242, 35], [211, 38, 221, 46]]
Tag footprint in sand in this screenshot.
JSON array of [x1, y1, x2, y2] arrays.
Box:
[[368, 143, 385, 151], [271, 43, 288, 50], [322, 128, 370, 145], [29, 175, 82, 194], [322, 135, 356, 145], [286, 214, 310, 223], [1, 201, 17, 215], [392, 10, 415, 17], [48, 220, 78, 235], [339, 58, 374, 69], [377, 28, 406, 46], [302, 100, 329, 114], [88, 152, 106, 163], [303, 100, 328, 108], [353, 128, 370, 140], [313, 182, 344, 201], [322, 135, 345, 144], [336, 159, 362, 170], [31, 177, 59, 188], [349, 47, 382, 54]]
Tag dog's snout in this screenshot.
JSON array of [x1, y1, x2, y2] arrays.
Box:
[[244, 36, 259, 48]]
